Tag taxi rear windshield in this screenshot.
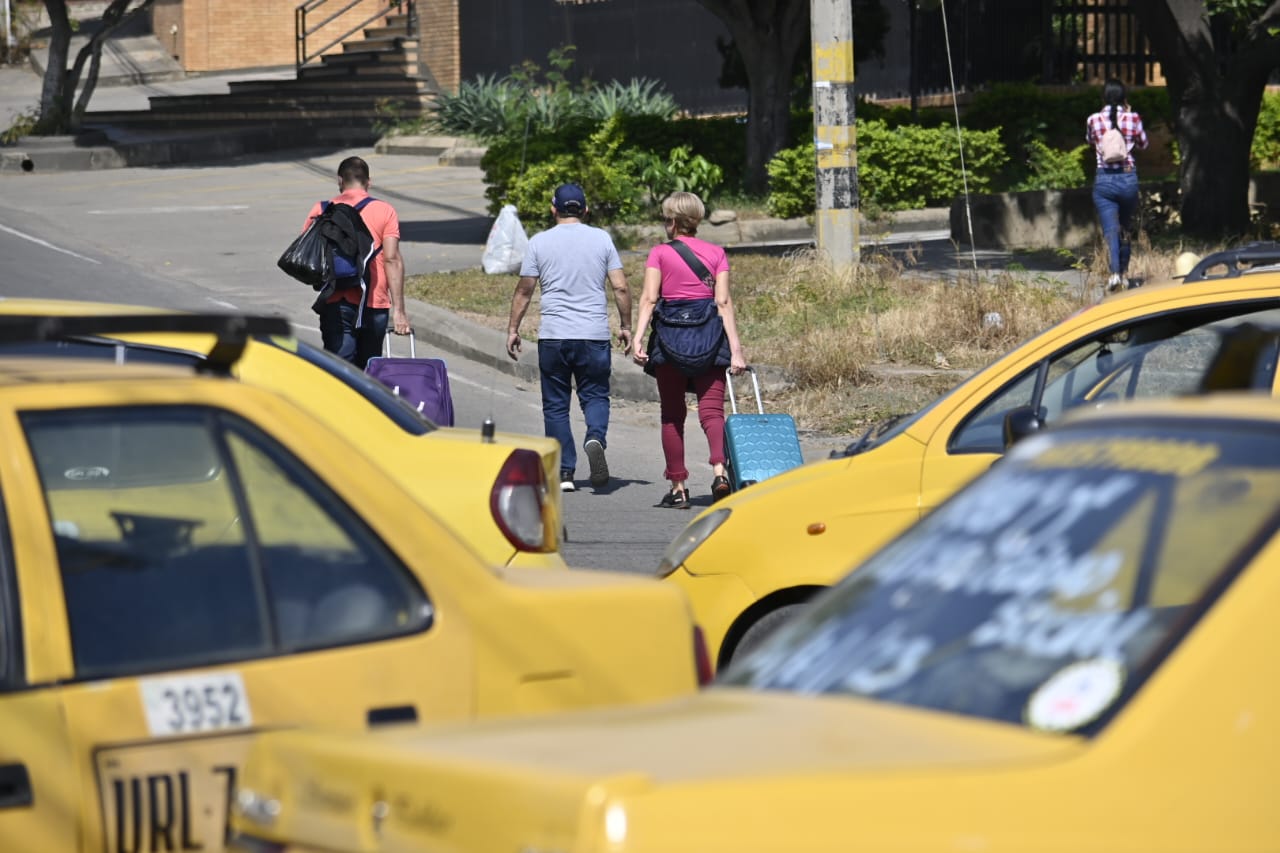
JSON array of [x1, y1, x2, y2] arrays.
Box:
[[724, 420, 1280, 734]]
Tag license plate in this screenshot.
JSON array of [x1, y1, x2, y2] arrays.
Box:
[[96, 734, 254, 853], [139, 671, 253, 736]]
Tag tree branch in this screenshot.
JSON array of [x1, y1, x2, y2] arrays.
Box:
[[71, 0, 158, 121]]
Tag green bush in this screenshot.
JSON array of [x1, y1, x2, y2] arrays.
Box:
[[479, 117, 597, 212], [1252, 89, 1280, 170], [765, 120, 1008, 216], [1011, 140, 1090, 191], [765, 143, 816, 219], [964, 83, 1094, 153], [503, 116, 648, 227], [617, 114, 748, 190], [859, 120, 1007, 209], [481, 112, 736, 218], [1, 106, 38, 145], [636, 146, 724, 204]]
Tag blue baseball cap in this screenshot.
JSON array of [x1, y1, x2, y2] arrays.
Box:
[[552, 183, 587, 215]]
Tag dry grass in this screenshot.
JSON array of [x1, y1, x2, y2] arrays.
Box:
[[405, 241, 1216, 436]]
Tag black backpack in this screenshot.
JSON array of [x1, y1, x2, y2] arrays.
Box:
[[278, 197, 380, 289]]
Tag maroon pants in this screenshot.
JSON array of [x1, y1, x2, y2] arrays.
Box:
[[655, 363, 727, 481]]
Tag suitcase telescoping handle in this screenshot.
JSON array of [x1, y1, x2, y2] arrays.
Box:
[[383, 331, 416, 359], [725, 366, 764, 415]]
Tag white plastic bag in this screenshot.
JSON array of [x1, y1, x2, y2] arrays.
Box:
[[481, 204, 529, 275]]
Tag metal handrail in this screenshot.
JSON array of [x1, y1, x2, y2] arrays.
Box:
[[295, 0, 415, 69]]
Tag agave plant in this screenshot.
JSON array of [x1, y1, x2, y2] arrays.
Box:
[[427, 75, 528, 141], [584, 79, 679, 121], [430, 74, 680, 140]]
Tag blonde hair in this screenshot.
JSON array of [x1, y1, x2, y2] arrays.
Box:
[[662, 192, 706, 236]]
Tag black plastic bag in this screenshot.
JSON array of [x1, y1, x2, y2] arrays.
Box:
[[277, 219, 332, 289]]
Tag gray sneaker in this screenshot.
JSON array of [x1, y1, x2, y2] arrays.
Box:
[[584, 438, 609, 487], [559, 469, 576, 492]]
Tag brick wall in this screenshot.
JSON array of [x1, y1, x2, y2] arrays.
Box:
[[418, 0, 459, 92], [151, 0, 183, 62], [171, 0, 390, 73]]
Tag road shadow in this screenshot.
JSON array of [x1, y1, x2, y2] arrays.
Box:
[[571, 476, 652, 498]]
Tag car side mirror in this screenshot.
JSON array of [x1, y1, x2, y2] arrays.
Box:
[[1002, 405, 1044, 450]]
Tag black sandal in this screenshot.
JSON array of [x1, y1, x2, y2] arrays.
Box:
[[659, 488, 690, 509], [711, 475, 732, 501]]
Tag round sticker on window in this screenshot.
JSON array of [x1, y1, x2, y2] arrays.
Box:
[[1025, 658, 1125, 732]]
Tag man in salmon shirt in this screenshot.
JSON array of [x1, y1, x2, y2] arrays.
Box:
[[301, 156, 410, 368]]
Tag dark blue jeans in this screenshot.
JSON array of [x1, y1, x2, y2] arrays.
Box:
[[537, 339, 611, 473], [319, 302, 388, 369], [1093, 171, 1139, 275]]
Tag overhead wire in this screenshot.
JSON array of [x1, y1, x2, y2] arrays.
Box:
[[938, 0, 979, 272]]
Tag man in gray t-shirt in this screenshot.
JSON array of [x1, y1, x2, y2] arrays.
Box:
[[506, 183, 632, 493]]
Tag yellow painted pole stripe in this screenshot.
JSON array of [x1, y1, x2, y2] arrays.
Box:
[[813, 42, 855, 82]]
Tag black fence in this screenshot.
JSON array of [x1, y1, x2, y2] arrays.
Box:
[[459, 0, 745, 115], [908, 0, 1159, 95], [457, 0, 1165, 114]]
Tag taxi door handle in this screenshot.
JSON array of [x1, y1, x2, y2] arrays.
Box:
[[0, 763, 33, 809], [367, 704, 417, 727]]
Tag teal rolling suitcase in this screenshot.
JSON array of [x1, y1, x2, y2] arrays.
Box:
[[724, 367, 805, 491]]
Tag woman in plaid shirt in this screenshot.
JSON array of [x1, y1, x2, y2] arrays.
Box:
[[1086, 79, 1149, 292]]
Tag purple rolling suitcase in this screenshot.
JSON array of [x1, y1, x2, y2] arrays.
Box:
[[724, 367, 804, 491], [364, 335, 456, 426]]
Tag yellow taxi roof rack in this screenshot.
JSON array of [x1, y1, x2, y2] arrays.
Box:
[[0, 313, 293, 375], [1184, 242, 1280, 283]]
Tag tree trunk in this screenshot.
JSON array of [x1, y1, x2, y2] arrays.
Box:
[[1130, 0, 1280, 239], [72, 0, 158, 127], [1174, 80, 1263, 238], [695, 0, 810, 194], [737, 29, 799, 194], [35, 0, 74, 134], [35, 0, 157, 135]]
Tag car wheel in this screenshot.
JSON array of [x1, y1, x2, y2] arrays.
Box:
[[729, 603, 805, 665]]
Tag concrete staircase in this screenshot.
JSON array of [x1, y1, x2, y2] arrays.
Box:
[[77, 11, 434, 155]]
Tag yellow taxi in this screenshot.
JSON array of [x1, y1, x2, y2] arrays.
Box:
[[0, 312, 707, 853], [229, 393, 1280, 852], [662, 243, 1280, 668], [0, 297, 566, 571]]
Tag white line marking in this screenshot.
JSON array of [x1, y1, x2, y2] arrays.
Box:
[[85, 205, 251, 215], [205, 298, 240, 309], [448, 370, 513, 396], [0, 223, 102, 264], [866, 229, 952, 245]]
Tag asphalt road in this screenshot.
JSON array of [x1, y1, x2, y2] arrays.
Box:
[[0, 149, 846, 575]]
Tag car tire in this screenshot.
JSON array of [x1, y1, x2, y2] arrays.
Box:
[[729, 603, 805, 665]]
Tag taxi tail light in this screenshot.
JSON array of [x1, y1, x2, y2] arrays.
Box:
[[491, 449, 553, 552], [694, 626, 714, 686]]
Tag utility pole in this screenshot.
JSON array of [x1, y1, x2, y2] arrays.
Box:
[[811, 0, 858, 271], [3, 0, 14, 56]]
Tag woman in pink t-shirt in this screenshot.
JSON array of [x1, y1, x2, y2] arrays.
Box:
[[632, 192, 747, 509]]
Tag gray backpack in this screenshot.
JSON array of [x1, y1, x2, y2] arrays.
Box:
[[1099, 116, 1129, 164]]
